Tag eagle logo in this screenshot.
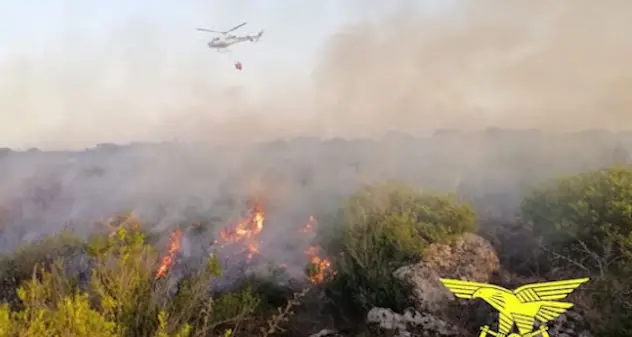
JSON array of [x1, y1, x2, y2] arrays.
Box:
[[439, 278, 589, 337]]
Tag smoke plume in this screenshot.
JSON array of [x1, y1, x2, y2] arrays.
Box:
[[2, 1, 632, 148], [312, 0, 632, 136], [1, 1, 631, 282]]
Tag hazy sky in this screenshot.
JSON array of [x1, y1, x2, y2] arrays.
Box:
[[0, 0, 453, 149], [0, 0, 343, 91], [3, 1, 630, 149]]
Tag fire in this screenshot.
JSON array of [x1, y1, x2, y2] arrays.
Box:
[[246, 242, 260, 262], [155, 228, 183, 279], [209, 203, 335, 284], [148, 202, 336, 285], [214, 203, 265, 261], [309, 257, 332, 283], [305, 244, 334, 284], [302, 216, 334, 284]]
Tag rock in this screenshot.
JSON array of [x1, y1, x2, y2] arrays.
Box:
[[393, 262, 453, 313], [367, 308, 405, 331], [495, 272, 593, 337], [308, 329, 343, 337], [422, 233, 500, 281], [545, 311, 593, 337], [394, 233, 500, 313], [367, 307, 464, 337], [389, 233, 594, 337]]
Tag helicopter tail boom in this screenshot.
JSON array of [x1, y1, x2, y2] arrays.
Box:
[[246, 30, 264, 42]]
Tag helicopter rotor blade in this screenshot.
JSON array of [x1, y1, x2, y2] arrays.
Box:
[[225, 22, 247, 34], [196, 28, 223, 33]]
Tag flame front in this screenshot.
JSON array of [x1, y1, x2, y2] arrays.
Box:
[[155, 229, 182, 279], [305, 244, 334, 284], [214, 203, 264, 262], [210, 205, 334, 284], [302, 217, 334, 284]]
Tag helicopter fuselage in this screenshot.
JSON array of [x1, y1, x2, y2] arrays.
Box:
[[207, 31, 263, 50], [197, 22, 263, 51], [208, 35, 237, 49]]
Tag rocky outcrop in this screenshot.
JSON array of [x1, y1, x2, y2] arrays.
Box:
[[422, 233, 500, 281], [545, 311, 593, 337], [367, 232, 594, 337], [494, 271, 594, 337], [366, 233, 499, 336], [367, 307, 465, 337], [393, 233, 500, 313]]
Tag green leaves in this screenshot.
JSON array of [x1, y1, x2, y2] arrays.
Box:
[[522, 167, 632, 272], [4, 266, 118, 337], [324, 182, 476, 315], [522, 167, 632, 337]]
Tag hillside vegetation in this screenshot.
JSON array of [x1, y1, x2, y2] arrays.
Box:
[[0, 132, 631, 336]]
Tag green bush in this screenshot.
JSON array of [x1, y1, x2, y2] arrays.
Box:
[[0, 230, 86, 307], [0, 222, 301, 337], [0, 264, 119, 337], [521, 167, 632, 273], [521, 167, 632, 336], [324, 182, 476, 317], [89, 226, 165, 336]]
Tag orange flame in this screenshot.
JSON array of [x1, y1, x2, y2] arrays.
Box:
[[246, 242, 260, 262], [305, 244, 334, 284], [302, 217, 334, 284], [214, 203, 264, 261], [155, 229, 182, 279], [210, 207, 335, 284]]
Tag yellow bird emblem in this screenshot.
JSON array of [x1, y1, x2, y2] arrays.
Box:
[[439, 278, 589, 337]]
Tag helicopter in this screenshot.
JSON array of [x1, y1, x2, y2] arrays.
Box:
[[196, 22, 264, 52]]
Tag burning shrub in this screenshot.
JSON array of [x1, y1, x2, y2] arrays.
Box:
[[89, 226, 164, 335], [0, 196, 370, 336], [323, 182, 476, 317], [205, 200, 335, 290], [0, 215, 310, 337]]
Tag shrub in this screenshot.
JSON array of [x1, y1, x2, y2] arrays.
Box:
[[0, 230, 86, 307], [89, 226, 164, 336], [521, 167, 632, 274], [0, 221, 305, 337], [521, 167, 632, 336], [324, 182, 476, 317], [0, 263, 119, 337]]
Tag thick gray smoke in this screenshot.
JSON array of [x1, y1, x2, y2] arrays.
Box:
[[1, 1, 631, 282], [312, 0, 632, 136], [156, 0, 632, 140]]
